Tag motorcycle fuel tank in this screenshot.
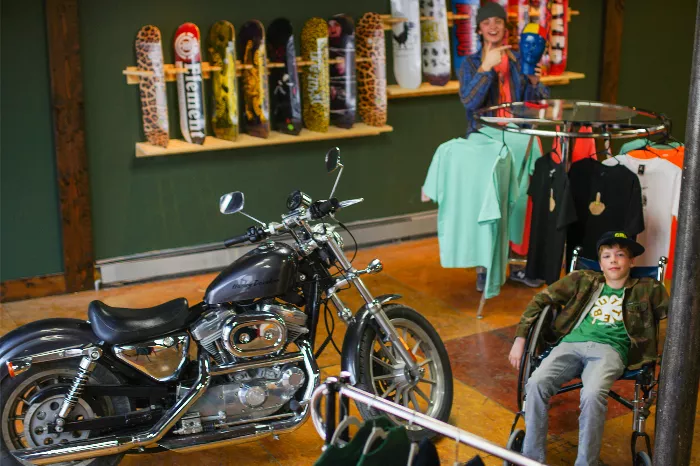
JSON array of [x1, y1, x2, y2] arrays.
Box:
[[205, 241, 298, 304]]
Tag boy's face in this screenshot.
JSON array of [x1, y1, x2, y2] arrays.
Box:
[[599, 245, 634, 282], [479, 17, 506, 47]]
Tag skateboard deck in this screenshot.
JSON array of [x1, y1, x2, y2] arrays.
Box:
[[451, 0, 480, 76], [328, 14, 356, 129], [356, 12, 387, 127], [174, 22, 206, 144], [532, 0, 552, 74], [390, 0, 421, 89], [238, 20, 270, 138], [510, 0, 531, 50], [548, 0, 568, 75], [301, 17, 330, 132], [267, 18, 302, 135], [135, 25, 169, 147], [208, 21, 239, 141], [420, 0, 451, 86]]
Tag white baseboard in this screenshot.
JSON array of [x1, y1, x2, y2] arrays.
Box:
[[95, 210, 438, 287]]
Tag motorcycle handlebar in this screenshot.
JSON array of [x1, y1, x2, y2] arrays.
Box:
[[310, 198, 339, 220], [224, 234, 250, 248]]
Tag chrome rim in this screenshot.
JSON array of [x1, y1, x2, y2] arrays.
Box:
[[368, 318, 445, 421], [1, 369, 100, 466]]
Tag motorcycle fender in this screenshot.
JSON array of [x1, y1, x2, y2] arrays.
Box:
[[0, 318, 99, 380], [340, 294, 402, 384]]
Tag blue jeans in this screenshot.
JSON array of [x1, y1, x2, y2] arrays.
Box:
[[522, 342, 625, 466]]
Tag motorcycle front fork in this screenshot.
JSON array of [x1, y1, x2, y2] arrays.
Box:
[[323, 237, 419, 375]]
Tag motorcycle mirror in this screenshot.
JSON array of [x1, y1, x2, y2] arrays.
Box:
[[219, 192, 245, 215], [325, 147, 341, 173]]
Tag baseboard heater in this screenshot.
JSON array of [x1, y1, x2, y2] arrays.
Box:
[[95, 210, 438, 288]]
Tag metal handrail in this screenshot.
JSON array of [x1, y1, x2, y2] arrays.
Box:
[[310, 375, 547, 466]]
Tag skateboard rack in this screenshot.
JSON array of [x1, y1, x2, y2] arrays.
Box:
[[379, 9, 578, 30]]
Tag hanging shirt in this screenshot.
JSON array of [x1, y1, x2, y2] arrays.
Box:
[[525, 152, 577, 284], [566, 158, 645, 266], [603, 155, 681, 267], [422, 135, 517, 298], [551, 126, 597, 163], [493, 52, 512, 119], [620, 138, 682, 155]]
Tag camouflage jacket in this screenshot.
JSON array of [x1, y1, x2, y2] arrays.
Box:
[[515, 270, 669, 369]]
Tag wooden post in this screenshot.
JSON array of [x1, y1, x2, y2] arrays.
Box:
[[599, 0, 625, 103], [45, 0, 94, 293]]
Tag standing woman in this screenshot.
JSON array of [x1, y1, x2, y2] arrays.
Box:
[[458, 2, 550, 136]]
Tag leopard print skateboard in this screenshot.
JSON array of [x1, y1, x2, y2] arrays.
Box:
[[420, 0, 451, 86], [239, 20, 270, 138], [356, 13, 387, 127], [267, 18, 302, 135], [328, 14, 356, 129], [208, 20, 239, 141], [175, 22, 206, 144], [135, 25, 169, 147], [301, 17, 330, 132], [390, 0, 422, 89]]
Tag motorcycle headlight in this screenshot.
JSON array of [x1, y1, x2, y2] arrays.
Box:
[[311, 223, 344, 251]]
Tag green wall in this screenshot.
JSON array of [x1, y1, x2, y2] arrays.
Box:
[[0, 0, 64, 281]]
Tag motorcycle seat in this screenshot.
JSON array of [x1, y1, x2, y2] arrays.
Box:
[[88, 298, 190, 345]]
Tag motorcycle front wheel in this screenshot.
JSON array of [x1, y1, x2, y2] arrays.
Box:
[[356, 304, 453, 440]]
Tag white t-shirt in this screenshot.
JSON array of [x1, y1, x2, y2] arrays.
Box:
[[603, 155, 681, 266]]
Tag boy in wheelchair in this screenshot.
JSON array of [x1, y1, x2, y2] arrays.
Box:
[[508, 231, 669, 466]]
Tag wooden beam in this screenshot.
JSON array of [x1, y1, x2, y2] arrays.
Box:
[[0, 274, 67, 303], [600, 0, 625, 103], [45, 0, 94, 292]]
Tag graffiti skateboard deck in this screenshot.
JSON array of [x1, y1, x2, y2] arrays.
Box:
[[390, 0, 421, 89], [175, 22, 206, 144], [135, 25, 169, 147], [301, 17, 330, 132], [356, 12, 387, 127], [420, 0, 450, 86], [238, 20, 270, 138], [208, 20, 239, 141], [451, 0, 480, 76], [328, 14, 356, 129], [548, 0, 568, 75], [267, 18, 302, 135]]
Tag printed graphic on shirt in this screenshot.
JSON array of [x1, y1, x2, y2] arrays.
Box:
[[590, 294, 623, 325]]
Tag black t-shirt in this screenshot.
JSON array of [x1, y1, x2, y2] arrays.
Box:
[[566, 158, 645, 265], [526, 153, 578, 284]]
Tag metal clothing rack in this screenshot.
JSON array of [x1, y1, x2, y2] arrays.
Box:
[[310, 373, 547, 466]]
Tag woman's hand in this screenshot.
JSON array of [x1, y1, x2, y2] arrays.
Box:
[[479, 44, 512, 72], [527, 64, 542, 85], [509, 337, 527, 370]]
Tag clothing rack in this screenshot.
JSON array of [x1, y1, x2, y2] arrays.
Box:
[[310, 373, 547, 466]]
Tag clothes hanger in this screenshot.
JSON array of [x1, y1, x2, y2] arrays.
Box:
[[361, 426, 389, 456], [329, 415, 363, 446]]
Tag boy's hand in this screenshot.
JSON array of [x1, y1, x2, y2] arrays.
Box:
[[527, 65, 542, 85], [509, 337, 527, 370], [479, 44, 512, 72]]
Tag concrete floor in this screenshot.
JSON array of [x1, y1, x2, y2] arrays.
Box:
[[2, 237, 699, 465]]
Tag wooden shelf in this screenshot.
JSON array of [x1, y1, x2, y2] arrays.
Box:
[[135, 123, 393, 158], [387, 71, 585, 99]]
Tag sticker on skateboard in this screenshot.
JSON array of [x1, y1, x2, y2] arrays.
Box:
[[135, 25, 169, 147], [238, 20, 271, 138], [451, 0, 480, 76], [391, 0, 422, 89], [328, 14, 357, 129], [267, 18, 302, 135], [175, 22, 206, 144], [208, 20, 239, 141], [301, 17, 330, 132], [420, 0, 451, 86], [356, 12, 387, 127]]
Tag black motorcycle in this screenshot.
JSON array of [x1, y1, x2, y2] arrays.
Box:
[[0, 148, 453, 466]]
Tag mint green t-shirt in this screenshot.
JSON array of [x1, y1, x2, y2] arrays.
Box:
[[422, 135, 517, 299], [562, 284, 631, 365], [620, 138, 683, 154]]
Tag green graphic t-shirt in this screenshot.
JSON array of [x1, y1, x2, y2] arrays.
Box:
[[562, 284, 631, 365]]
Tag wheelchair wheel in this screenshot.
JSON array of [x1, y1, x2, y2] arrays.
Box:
[[517, 305, 554, 412], [503, 429, 525, 466], [634, 451, 652, 466]]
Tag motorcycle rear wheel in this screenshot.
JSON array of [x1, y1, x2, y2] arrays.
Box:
[[356, 304, 454, 441], [1, 360, 131, 466]]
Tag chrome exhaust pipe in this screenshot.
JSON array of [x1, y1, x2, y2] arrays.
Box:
[[12, 355, 211, 465]]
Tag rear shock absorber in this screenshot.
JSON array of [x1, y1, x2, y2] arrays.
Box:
[[54, 348, 102, 433]]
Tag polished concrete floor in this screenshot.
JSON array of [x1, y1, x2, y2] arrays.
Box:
[[2, 237, 700, 465]]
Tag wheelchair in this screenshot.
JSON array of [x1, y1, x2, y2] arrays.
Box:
[[505, 247, 667, 466]]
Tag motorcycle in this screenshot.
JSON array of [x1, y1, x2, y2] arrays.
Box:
[[0, 148, 453, 466]]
